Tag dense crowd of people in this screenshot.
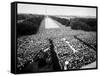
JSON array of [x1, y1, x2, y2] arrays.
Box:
[[52, 37, 96, 70], [17, 33, 96, 73], [16, 15, 96, 73]]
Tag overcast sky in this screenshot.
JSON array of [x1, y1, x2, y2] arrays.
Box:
[[18, 3, 96, 17]]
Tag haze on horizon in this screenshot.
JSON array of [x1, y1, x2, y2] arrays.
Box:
[[18, 3, 96, 17]]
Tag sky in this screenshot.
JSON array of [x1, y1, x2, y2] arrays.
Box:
[[18, 3, 96, 17]]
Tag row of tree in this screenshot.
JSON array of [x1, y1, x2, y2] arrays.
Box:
[[50, 16, 97, 32], [17, 14, 44, 37]]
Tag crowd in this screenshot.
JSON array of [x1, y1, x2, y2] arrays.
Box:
[[17, 35, 51, 72], [51, 37, 96, 70], [76, 33, 96, 49], [17, 33, 96, 72], [17, 18, 96, 72]]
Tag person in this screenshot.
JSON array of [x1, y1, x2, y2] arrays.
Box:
[[64, 61, 69, 70]]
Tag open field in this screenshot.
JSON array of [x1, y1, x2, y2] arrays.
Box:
[[17, 14, 97, 73]]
